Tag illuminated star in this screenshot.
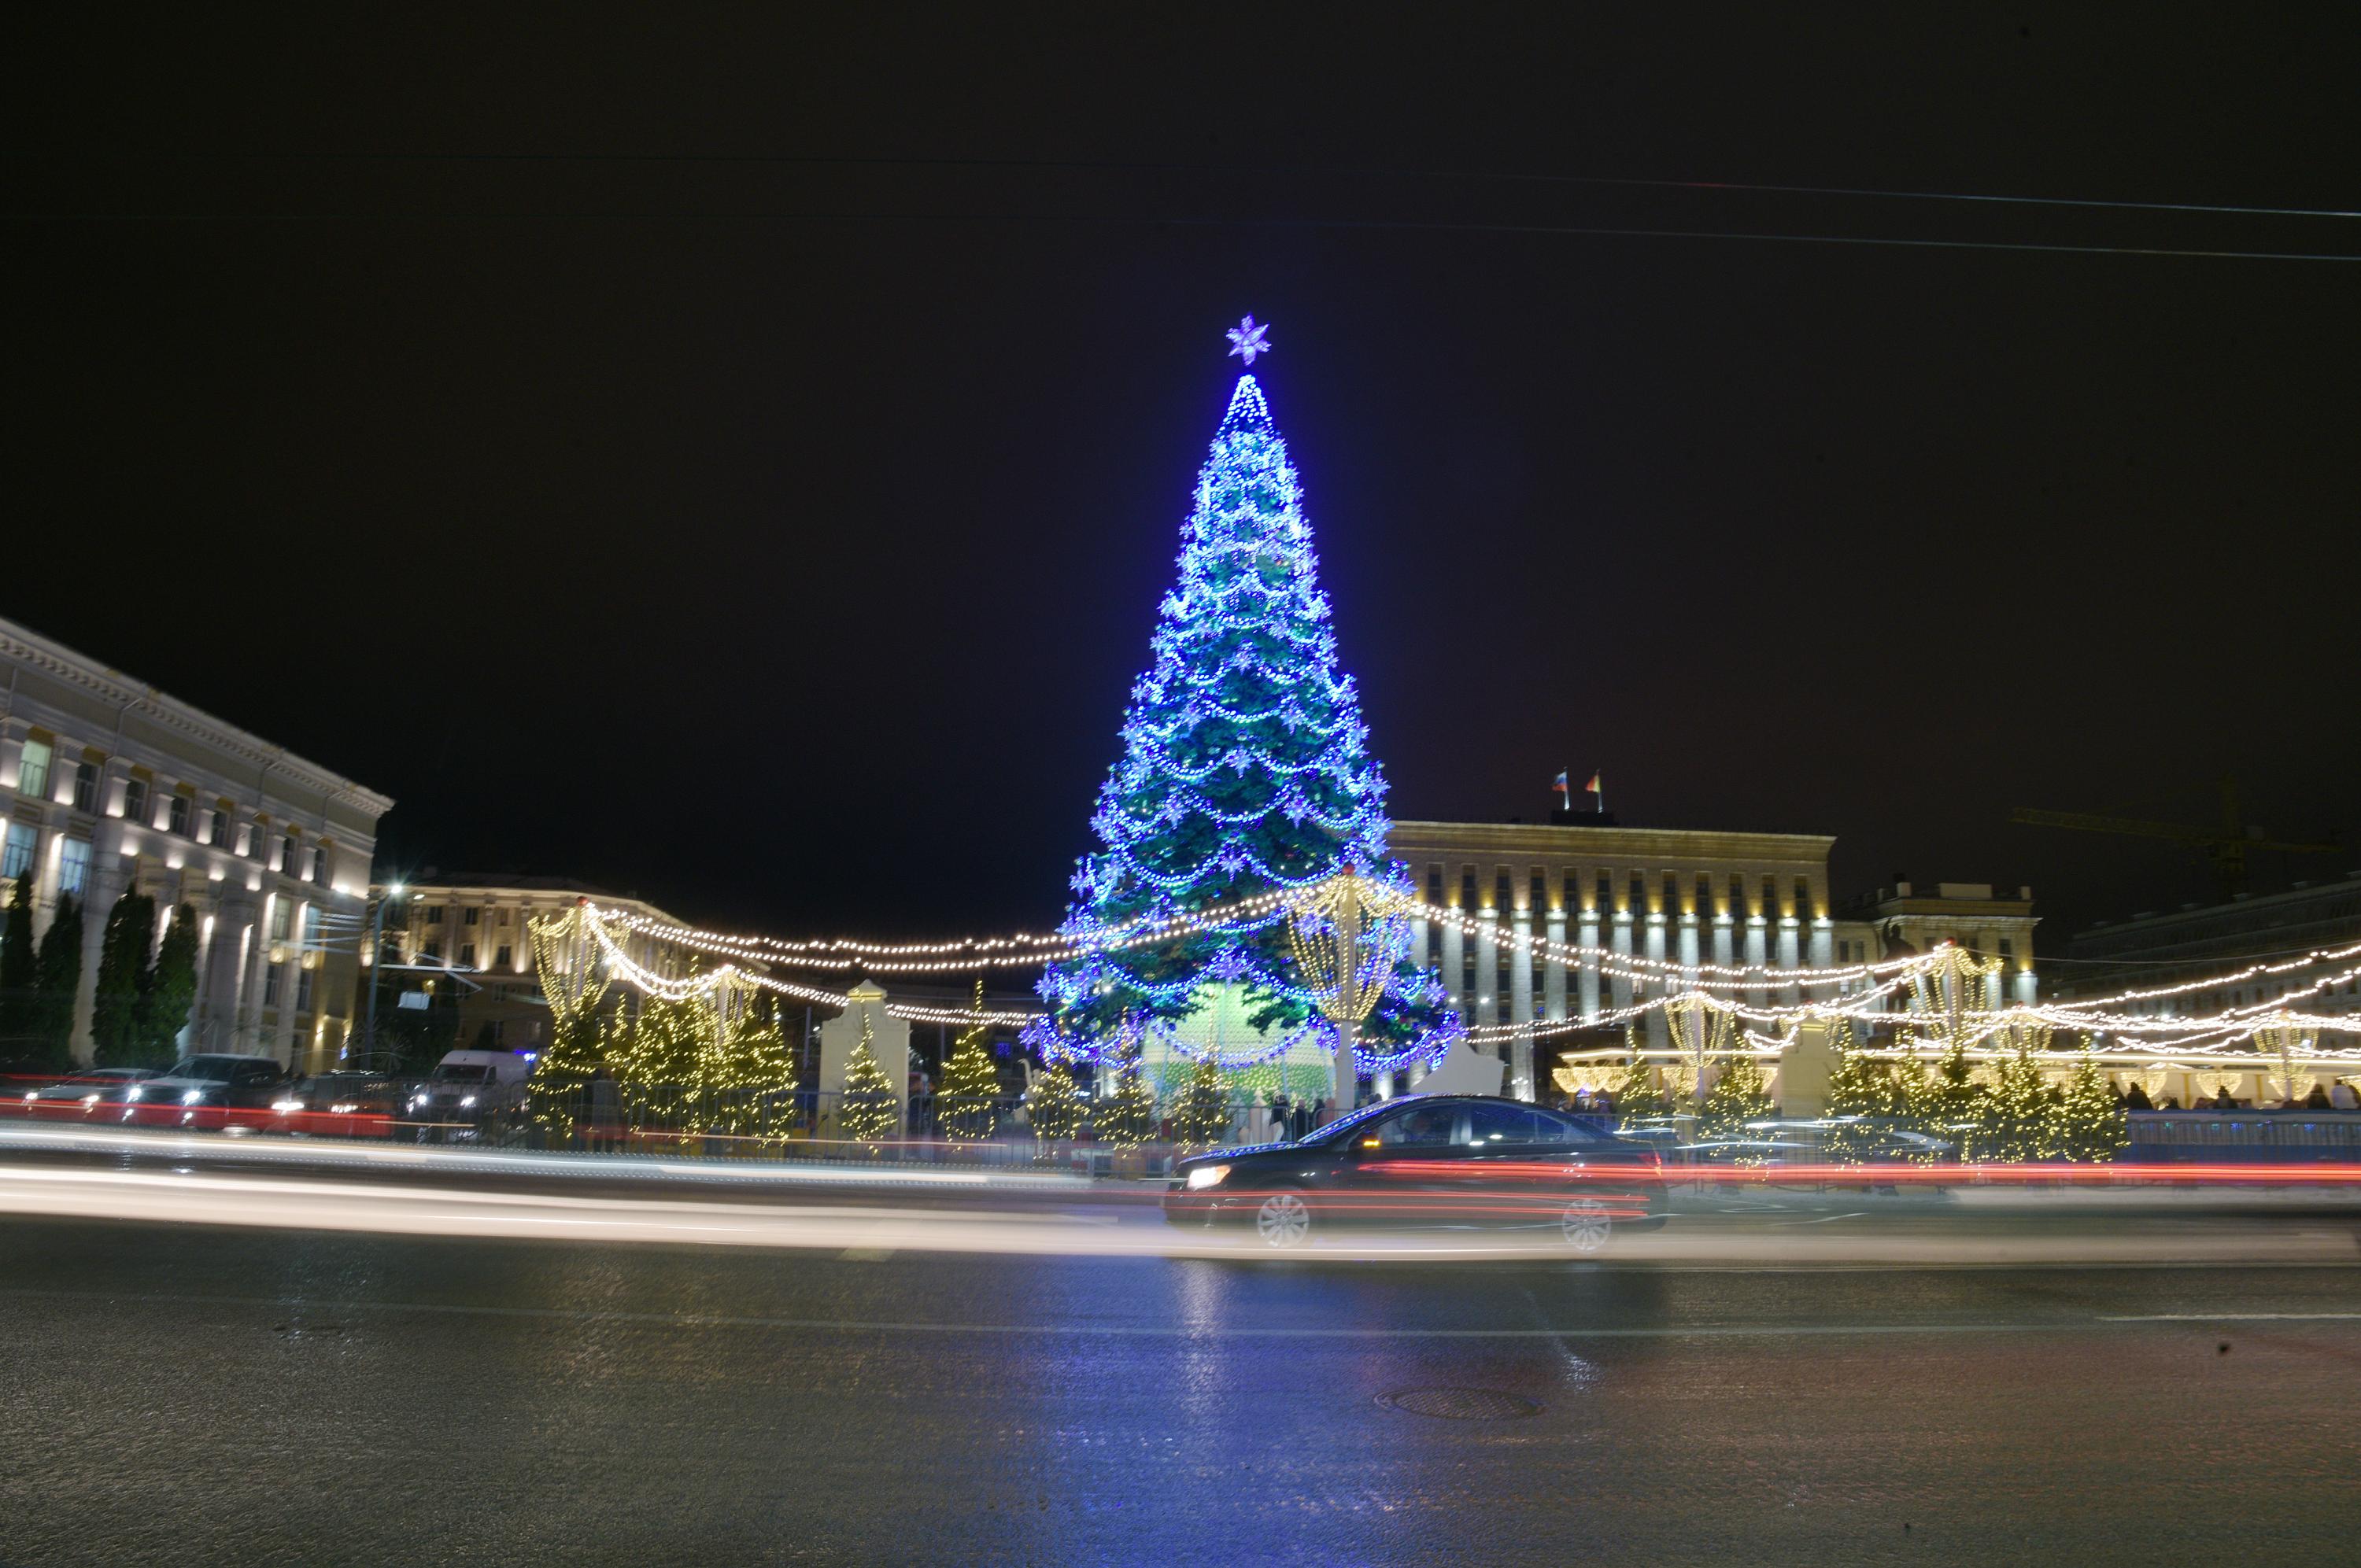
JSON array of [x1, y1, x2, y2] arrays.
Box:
[[1225, 315, 1272, 365]]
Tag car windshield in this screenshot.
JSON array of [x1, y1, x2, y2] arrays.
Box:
[[164, 1057, 245, 1083], [1297, 1098, 1406, 1144], [431, 1064, 493, 1083]]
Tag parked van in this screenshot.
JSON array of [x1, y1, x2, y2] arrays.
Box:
[[407, 1050, 534, 1139]]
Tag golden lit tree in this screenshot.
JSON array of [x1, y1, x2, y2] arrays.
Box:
[[2049, 1039, 2128, 1163], [936, 982, 1003, 1142], [837, 1013, 901, 1153], [1092, 1035, 1158, 1150], [1026, 1061, 1085, 1142], [708, 993, 796, 1144], [1170, 1057, 1232, 1149], [619, 992, 710, 1138]]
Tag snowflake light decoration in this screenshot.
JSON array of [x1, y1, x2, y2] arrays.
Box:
[[1225, 314, 1272, 365]]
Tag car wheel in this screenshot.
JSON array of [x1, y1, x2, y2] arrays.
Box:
[[1254, 1190, 1313, 1249], [1560, 1197, 1613, 1254]]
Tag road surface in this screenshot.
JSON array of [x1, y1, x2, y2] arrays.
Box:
[[2, 1172, 2358, 1565]]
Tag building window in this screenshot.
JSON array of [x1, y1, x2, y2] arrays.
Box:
[[310, 847, 326, 882], [1, 825, 35, 882], [279, 838, 297, 875], [1528, 869, 1546, 913], [1426, 865, 1443, 906], [1662, 873, 1678, 913], [462, 906, 480, 927], [1458, 869, 1476, 910], [123, 778, 148, 825], [71, 762, 98, 814], [1493, 869, 1511, 913], [17, 740, 52, 801], [168, 795, 192, 837], [1762, 876, 1777, 916], [1997, 938, 2015, 966], [296, 965, 314, 1013], [1595, 872, 1612, 913], [270, 899, 294, 943], [1628, 873, 1645, 913], [58, 838, 91, 897], [206, 809, 230, 847], [495, 906, 511, 927], [459, 943, 477, 969], [422, 940, 443, 963], [493, 943, 512, 969], [1794, 878, 1812, 918], [264, 962, 282, 1006], [426, 906, 445, 926]]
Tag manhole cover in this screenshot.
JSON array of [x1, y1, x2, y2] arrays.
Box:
[[1377, 1388, 1541, 1421]]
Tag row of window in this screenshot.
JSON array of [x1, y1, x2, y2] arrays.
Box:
[[1421, 863, 1822, 921], [412, 941, 515, 971], [419, 904, 517, 928], [13, 740, 329, 882]]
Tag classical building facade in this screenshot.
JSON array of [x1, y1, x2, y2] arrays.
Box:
[[1833, 880, 2041, 1008], [1, 615, 392, 1068], [2061, 871, 2361, 1020], [1390, 817, 1840, 1098], [367, 876, 689, 1054]]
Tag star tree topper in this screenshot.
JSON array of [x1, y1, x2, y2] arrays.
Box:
[[1225, 314, 1272, 365]]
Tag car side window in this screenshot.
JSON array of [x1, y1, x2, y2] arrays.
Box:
[[1458, 1102, 1535, 1147], [1376, 1105, 1457, 1148], [1528, 1108, 1606, 1146]]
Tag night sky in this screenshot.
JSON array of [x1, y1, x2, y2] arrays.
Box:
[[8, 10, 2356, 944]]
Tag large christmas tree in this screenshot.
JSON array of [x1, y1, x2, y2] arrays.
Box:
[[1031, 322, 1459, 1084]]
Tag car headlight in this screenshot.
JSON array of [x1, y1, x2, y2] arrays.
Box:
[[330, 1101, 358, 1114], [271, 1098, 305, 1113], [126, 1087, 145, 1101], [81, 1093, 100, 1106], [181, 1089, 205, 1105], [20, 1091, 34, 1103], [1185, 1164, 1232, 1190], [460, 1094, 477, 1108]]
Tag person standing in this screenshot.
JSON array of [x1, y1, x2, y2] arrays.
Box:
[[1268, 1092, 1291, 1143]]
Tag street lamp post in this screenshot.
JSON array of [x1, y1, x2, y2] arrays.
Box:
[[362, 881, 402, 1067]]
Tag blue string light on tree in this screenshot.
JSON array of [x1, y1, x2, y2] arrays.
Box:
[[1029, 319, 1461, 1090]]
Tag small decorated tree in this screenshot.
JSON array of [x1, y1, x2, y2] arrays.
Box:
[[838, 1013, 902, 1153], [1984, 1028, 2060, 1163], [1092, 1037, 1158, 1151], [709, 1001, 797, 1144], [1823, 1022, 1899, 1163], [1613, 1024, 1672, 1120], [1026, 1061, 1085, 1142], [619, 993, 709, 1138], [2050, 1041, 2129, 1163], [1697, 1051, 1773, 1142], [1170, 1057, 1232, 1149], [936, 983, 1003, 1142]]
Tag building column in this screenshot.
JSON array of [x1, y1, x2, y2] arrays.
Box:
[[1713, 917, 1735, 968], [1509, 906, 1534, 1101], [1440, 917, 1465, 1014], [1543, 908, 1567, 1022], [1576, 912, 1601, 1020], [68, 831, 136, 1064], [1643, 914, 1669, 1050], [1474, 911, 1498, 1028], [1776, 919, 1801, 1007], [1808, 922, 1834, 1003], [2013, 966, 2037, 1006], [1607, 913, 1633, 1016]]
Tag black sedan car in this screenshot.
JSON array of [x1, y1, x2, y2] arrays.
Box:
[[1165, 1094, 1669, 1251]]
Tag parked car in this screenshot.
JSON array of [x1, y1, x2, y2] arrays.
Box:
[[267, 1072, 403, 1138], [1165, 1094, 1670, 1252], [406, 1050, 534, 1140], [13, 1067, 161, 1120], [120, 1054, 289, 1131]]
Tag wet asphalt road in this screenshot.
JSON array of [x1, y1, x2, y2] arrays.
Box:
[[4, 1208, 2359, 1567]]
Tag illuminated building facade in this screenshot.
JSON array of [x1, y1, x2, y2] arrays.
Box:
[[2064, 872, 2361, 1020], [0, 614, 392, 1068], [368, 876, 689, 1053]]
